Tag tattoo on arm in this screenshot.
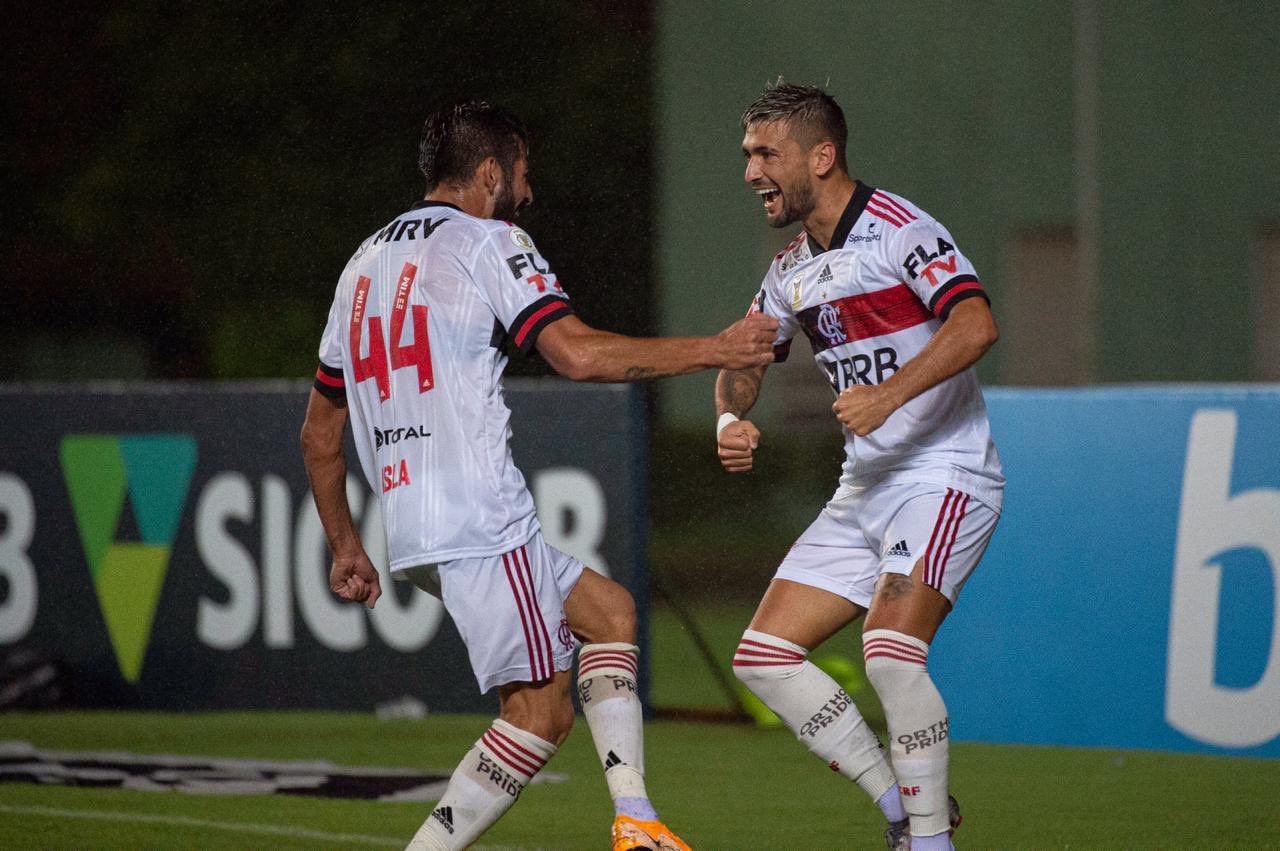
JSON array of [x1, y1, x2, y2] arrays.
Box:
[[719, 368, 763, 416], [623, 366, 656, 381]]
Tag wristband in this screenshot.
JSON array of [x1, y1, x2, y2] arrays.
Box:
[[716, 412, 740, 436]]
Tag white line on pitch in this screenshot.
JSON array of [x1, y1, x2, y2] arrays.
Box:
[[0, 804, 402, 847], [0, 803, 546, 850]]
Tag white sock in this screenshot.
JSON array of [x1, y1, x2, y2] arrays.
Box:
[[577, 643, 658, 821], [406, 719, 555, 850], [733, 630, 897, 810], [863, 629, 951, 839]]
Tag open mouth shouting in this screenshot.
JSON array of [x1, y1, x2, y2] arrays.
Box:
[[756, 185, 781, 214]]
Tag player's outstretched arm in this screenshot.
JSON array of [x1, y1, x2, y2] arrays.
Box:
[[833, 297, 999, 436], [715, 363, 768, 473], [300, 389, 381, 609], [534, 313, 778, 382]]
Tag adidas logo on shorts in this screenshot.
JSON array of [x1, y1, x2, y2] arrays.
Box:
[[887, 540, 911, 558]]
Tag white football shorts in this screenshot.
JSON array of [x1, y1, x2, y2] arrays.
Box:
[[400, 531, 584, 693], [774, 482, 998, 608]]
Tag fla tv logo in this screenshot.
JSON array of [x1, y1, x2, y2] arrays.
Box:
[[60, 435, 197, 683]]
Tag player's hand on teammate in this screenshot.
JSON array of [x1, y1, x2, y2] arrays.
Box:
[[716, 313, 779, 368], [832, 385, 895, 436], [330, 551, 382, 609], [718, 419, 761, 473]]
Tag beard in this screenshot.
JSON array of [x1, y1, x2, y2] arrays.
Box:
[[770, 177, 816, 228], [492, 176, 525, 221]]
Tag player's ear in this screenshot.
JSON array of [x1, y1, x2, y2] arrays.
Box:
[[478, 156, 501, 194], [812, 141, 837, 178]]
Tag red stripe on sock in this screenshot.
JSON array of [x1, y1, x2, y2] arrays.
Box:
[[864, 650, 929, 666], [737, 638, 804, 659], [732, 655, 798, 665], [483, 729, 544, 777], [578, 659, 638, 679], [578, 651, 638, 667]]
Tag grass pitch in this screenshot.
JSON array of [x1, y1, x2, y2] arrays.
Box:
[[3, 711, 1279, 849], [2, 605, 1278, 848]]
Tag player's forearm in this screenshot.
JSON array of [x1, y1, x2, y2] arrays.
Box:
[[716, 366, 765, 417], [566, 331, 720, 382], [880, 306, 997, 411], [301, 443, 361, 557]]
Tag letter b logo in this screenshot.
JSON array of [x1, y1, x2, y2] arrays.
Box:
[[1167, 410, 1280, 747]]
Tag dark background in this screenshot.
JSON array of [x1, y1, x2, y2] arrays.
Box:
[[4, 2, 654, 381]]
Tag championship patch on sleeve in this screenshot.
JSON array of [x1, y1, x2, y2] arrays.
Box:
[[314, 362, 346, 399], [508, 227, 536, 251]]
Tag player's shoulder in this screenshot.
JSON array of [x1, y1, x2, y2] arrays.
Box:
[[767, 229, 812, 281], [479, 218, 543, 257], [865, 186, 936, 231]]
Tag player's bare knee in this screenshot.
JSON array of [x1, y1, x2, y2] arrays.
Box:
[[546, 700, 575, 747], [500, 700, 574, 747], [587, 590, 636, 644], [604, 592, 637, 643]]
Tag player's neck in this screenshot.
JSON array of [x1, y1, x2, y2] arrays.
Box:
[[804, 176, 858, 251], [424, 183, 493, 219]]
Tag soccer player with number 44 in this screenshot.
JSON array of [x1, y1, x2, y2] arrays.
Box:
[[301, 99, 777, 850], [716, 82, 1005, 850]]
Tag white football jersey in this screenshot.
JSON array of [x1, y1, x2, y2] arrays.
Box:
[[315, 201, 573, 569], [749, 183, 1005, 509]]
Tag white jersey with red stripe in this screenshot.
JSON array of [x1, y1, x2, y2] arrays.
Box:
[[749, 182, 1004, 509], [314, 200, 574, 569]]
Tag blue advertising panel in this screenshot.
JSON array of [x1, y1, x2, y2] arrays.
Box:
[[935, 386, 1280, 757]]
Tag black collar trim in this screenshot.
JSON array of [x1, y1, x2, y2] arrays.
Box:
[[809, 181, 875, 255], [410, 200, 462, 212]]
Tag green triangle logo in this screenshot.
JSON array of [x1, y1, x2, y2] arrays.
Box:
[[60, 434, 197, 683]]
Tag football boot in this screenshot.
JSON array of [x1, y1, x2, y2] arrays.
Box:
[[611, 815, 692, 851]]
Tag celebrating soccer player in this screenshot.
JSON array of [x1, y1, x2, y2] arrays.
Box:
[[715, 82, 1005, 850], [301, 99, 778, 851]]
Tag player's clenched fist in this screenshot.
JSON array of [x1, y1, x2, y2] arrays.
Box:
[[715, 313, 779, 368], [718, 418, 761, 473], [330, 551, 382, 609], [832, 384, 895, 436]]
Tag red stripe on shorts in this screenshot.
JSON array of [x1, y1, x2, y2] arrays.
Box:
[[923, 489, 955, 589], [933, 493, 970, 591], [503, 551, 542, 681], [516, 546, 555, 681]]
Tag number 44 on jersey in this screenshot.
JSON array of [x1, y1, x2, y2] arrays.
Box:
[[350, 263, 435, 401]]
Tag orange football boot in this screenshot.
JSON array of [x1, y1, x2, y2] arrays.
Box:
[[611, 815, 692, 851]]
